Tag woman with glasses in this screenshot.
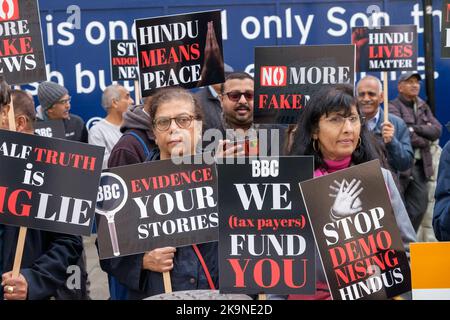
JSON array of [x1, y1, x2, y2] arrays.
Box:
[[101, 88, 218, 300], [274, 84, 416, 300]]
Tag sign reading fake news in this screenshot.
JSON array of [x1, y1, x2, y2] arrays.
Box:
[[217, 156, 315, 294], [0, 129, 104, 235], [299, 160, 411, 300], [254, 45, 355, 125], [0, 0, 47, 85], [96, 157, 218, 259], [135, 10, 225, 97], [352, 25, 418, 72]]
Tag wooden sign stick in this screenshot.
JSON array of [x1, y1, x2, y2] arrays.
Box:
[[163, 271, 172, 293], [383, 71, 389, 123], [134, 80, 141, 105], [258, 293, 267, 300], [7, 92, 28, 278]]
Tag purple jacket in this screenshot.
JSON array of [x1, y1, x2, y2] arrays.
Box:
[[389, 95, 442, 179]]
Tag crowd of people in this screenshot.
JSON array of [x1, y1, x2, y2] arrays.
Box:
[[0, 66, 448, 300]]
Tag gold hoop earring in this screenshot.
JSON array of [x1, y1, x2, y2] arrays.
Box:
[[357, 137, 362, 149], [312, 139, 319, 152]]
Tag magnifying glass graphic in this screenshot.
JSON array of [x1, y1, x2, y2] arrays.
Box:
[[95, 172, 128, 257]]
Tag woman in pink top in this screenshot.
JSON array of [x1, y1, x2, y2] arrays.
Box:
[[281, 84, 416, 300]]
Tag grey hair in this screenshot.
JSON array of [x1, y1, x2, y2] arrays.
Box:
[[357, 75, 383, 94], [101, 84, 123, 111]]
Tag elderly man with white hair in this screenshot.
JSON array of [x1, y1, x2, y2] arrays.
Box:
[[88, 84, 134, 169]]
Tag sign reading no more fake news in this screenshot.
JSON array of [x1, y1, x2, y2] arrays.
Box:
[[299, 160, 411, 300], [352, 25, 417, 72], [218, 156, 315, 294], [0, 0, 47, 85], [254, 45, 355, 125], [135, 10, 225, 97], [96, 157, 218, 259], [0, 129, 104, 235]]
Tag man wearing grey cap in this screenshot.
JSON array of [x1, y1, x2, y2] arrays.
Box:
[[389, 72, 442, 231], [36, 81, 88, 143]]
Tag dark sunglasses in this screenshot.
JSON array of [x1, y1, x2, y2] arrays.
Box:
[[223, 90, 254, 102]]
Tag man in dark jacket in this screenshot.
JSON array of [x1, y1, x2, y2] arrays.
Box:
[[0, 84, 84, 300], [36, 81, 88, 143], [389, 72, 442, 231]]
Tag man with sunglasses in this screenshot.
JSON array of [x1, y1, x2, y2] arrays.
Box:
[[37, 81, 88, 143], [217, 72, 285, 156], [220, 72, 254, 134]]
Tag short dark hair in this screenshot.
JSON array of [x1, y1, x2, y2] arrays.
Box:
[[11, 89, 36, 124], [290, 84, 377, 170], [0, 76, 11, 109], [221, 72, 254, 94], [149, 87, 203, 126]]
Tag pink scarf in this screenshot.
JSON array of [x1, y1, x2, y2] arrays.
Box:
[[314, 156, 352, 177]]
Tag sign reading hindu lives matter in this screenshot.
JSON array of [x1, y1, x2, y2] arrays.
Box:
[[352, 25, 417, 72], [96, 157, 218, 259], [442, 1, 450, 58], [110, 40, 139, 81], [254, 45, 354, 125], [218, 157, 315, 294], [34, 120, 65, 138], [0, 0, 47, 85], [135, 10, 224, 97], [299, 160, 411, 300], [0, 129, 104, 235]]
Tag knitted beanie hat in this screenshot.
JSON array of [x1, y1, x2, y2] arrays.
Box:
[[38, 81, 68, 110]]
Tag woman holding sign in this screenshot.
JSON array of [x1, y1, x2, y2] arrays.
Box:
[[285, 84, 416, 300], [100, 88, 218, 299]]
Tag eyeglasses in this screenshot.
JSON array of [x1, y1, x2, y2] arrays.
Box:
[[223, 91, 254, 102], [153, 114, 196, 131], [323, 115, 365, 127], [55, 97, 71, 105]]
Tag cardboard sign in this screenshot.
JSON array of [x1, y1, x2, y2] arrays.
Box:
[[411, 242, 450, 300], [96, 157, 218, 259], [254, 45, 355, 124], [0, 129, 104, 235], [135, 10, 224, 97], [34, 120, 65, 138], [110, 40, 139, 81], [218, 156, 315, 294], [442, 1, 450, 58], [352, 25, 417, 72], [0, 0, 47, 85], [300, 160, 411, 300]]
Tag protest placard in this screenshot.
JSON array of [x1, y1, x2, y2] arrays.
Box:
[[218, 156, 315, 294]]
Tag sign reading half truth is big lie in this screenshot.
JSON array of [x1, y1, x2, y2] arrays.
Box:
[[135, 10, 224, 97], [96, 157, 218, 259], [0, 129, 104, 235], [218, 156, 315, 294], [254, 45, 355, 125], [299, 160, 411, 300], [352, 25, 417, 72], [0, 0, 47, 85]]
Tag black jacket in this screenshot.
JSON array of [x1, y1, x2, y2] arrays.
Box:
[[1, 226, 83, 300]]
